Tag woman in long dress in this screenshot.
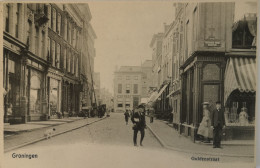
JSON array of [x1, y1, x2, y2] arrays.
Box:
[[197, 102, 212, 143]]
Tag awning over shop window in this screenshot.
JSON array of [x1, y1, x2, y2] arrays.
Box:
[[147, 91, 158, 104], [224, 57, 256, 103], [152, 84, 168, 102]]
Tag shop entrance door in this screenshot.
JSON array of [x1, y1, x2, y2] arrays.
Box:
[[30, 75, 42, 120]]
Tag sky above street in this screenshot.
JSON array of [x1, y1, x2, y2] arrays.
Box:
[[89, 1, 175, 93], [88, 1, 257, 94]]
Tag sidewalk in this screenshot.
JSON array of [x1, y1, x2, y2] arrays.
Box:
[[4, 117, 106, 152], [146, 117, 254, 157], [4, 117, 83, 134]]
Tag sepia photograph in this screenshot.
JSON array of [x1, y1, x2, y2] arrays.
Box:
[[0, 1, 259, 168]]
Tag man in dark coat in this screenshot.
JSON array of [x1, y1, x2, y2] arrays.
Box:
[[131, 106, 146, 146], [211, 101, 226, 148]]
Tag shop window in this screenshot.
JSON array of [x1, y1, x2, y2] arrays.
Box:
[[203, 64, 220, 81], [50, 78, 59, 116], [30, 75, 42, 114], [225, 89, 255, 125], [5, 58, 21, 117]]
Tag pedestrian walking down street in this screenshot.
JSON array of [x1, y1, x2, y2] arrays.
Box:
[[149, 107, 155, 123], [131, 106, 146, 146], [211, 101, 226, 148], [197, 102, 213, 143], [124, 110, 130, 125]]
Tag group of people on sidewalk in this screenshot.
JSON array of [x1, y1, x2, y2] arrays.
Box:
[[197, 101, 226, 148], [124, 101, 226, 148]]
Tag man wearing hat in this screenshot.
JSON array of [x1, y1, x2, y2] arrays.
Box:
[[211, 101, 226, 148]]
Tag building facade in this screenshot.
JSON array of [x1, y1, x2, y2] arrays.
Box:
[[114, 66, 142, 112], [79, 5, 97, 110], [149, 2, 256, 141], [94, 72, 101, 105], [150, 33, 164, 89], [100, 88, 113, 111], [3, 3, 96, 123], [114, 62, 153, 112], [140, 60, 153, 99]]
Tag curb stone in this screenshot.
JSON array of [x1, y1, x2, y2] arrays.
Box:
[[155, 118, 254, 147], [4, 117, 107, 153], [4, 119, 82, 135]]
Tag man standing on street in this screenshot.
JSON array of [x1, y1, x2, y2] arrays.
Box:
[[131, 106, 146, 146], [211, 101, 226, 148]]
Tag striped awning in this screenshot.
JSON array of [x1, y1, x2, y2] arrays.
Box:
[[153, 84, 168, 102], [147, 91, 158, 103], [224, 57, 256, 103]]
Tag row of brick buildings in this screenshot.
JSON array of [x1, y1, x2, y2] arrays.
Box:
[[149, 2, 256, 141], [3, 3, 97, 123]]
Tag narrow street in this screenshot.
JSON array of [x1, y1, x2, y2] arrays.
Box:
[[4, 113, 254, 168]]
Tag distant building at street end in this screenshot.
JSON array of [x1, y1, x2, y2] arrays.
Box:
[[100, 88, 113, 111], [113, 60, 152, 112]]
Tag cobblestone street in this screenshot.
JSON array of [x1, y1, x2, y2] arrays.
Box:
[[4, 113, 254, 168]]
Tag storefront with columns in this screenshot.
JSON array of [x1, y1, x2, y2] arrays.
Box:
[[47, 69, 63, 118], [180, 52, 226, 141], [3, 3, 49, 123]]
